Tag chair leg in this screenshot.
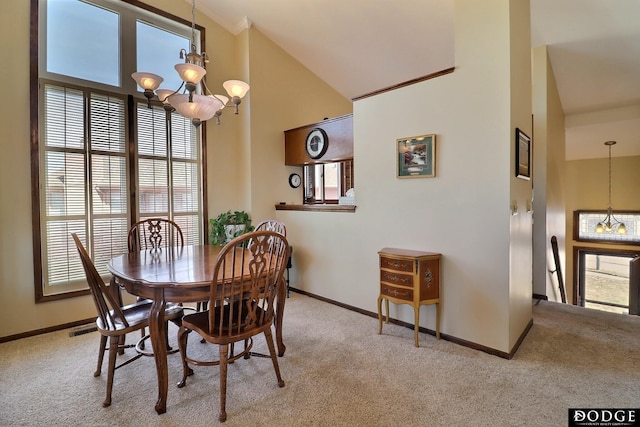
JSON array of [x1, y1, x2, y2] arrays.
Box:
[[243, 339, 250, 359], [138, 328, 146, 350], [264, 329, 285, 388], [218, 343, 229, 422], [104, 336, 119, 407], [176, 326, 193, 388], [165, 321, 172, 351], [95, 335, 108, 377]]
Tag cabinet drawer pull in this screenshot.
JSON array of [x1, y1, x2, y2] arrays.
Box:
[[381, 258, 412, 271], [382, 272, 411, 284], [382, 286, 410, 298]]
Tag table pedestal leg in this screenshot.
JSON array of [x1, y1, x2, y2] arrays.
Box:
[[149, 290, 168, 414]]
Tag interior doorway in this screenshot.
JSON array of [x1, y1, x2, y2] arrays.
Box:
[[575, 247, 640, 314]]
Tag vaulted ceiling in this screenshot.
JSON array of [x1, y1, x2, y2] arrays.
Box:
[[195, 0, 640, 160]]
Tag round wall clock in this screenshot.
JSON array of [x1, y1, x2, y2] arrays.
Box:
[[288, 173, 301, 188], [305, 128, 329, 159]]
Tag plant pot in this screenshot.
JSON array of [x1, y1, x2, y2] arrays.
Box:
[[224, 224, 246, 242]]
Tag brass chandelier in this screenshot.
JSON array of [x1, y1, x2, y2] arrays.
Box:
[[131, 0, 249, 127], [595, 140, 626, 234]]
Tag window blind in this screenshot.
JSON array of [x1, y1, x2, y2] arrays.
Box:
[[41, 83, 128, 293]]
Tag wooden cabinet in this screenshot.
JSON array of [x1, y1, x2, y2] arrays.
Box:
[[377, 248, 441, 347], [284, 114, 353, 165]]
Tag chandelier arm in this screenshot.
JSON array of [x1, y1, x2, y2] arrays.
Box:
[[200, 78, 213, 98]]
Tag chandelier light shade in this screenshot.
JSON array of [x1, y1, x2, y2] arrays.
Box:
[[170, 94, 223, 127], [595, 140, 626, 234], [131, 0, 249, 127]]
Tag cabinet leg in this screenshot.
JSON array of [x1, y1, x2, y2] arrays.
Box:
[[414, 307, 420, 347], [384, 299, 389, 323], [377, 296, 383, 334]]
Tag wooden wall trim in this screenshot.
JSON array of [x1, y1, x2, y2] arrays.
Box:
[[275, 204, 355, 213], [351, 67, 455, 102]]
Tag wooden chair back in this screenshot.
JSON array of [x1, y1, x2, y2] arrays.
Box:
[[127, 218, 184, 252], [71, 233, 129, 331], [254, 220, 286, 253], [254, 219, 286, 237], [209, 230, 290, 342]]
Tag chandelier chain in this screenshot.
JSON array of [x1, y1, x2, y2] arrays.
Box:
[[608, 142, 612, 210], [190, 0, 197, 53]]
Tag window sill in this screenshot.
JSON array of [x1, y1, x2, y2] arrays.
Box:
[[274, 204, 356, 213]]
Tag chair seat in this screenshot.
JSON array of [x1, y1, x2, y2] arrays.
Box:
[[96, 301, 184, 336], [182, 303, 272, 344], [96, 300, 152, 335]]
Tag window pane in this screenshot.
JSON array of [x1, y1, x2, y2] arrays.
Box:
[[136, 21, 190, 93], [90, 93, 126, 153], [92, 154, 127, 214], [576, 211, 640, 244], [174, 215, 201, 246], [172, 161, 199, 213], [92, 217, 128, 275], [171, 114, 197, 160], [44, 85, 84, 149], [138, 158, 168, 213], [45, 151, 86, 217], [324, 163, 339, 200], [47, 0, 119, 86], [46, 220, 86, 286], [137, 104, 167, 157]]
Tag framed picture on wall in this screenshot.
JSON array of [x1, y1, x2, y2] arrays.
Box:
[[515, 128, 531, 180], [397, 134, 436, 178]]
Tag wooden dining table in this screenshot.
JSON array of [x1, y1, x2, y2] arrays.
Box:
[[107, 244, 287, 414]]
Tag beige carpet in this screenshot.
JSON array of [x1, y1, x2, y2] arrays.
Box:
[[1, 293, 639, 427]]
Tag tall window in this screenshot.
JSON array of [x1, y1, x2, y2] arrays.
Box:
[[33, 0, 206, 301], [40, 83, 129, 294]]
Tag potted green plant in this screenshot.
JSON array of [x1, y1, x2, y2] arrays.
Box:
[[209, 210, 254, 245]]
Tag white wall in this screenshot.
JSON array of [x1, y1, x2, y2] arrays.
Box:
[[532, 46, 567, 302], [278, 0, 533, 354]]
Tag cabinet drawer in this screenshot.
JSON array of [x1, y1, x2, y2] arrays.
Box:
[[380, 270, 413, 287], [380, 256, 413, 272], [380, 284, 413, 301]]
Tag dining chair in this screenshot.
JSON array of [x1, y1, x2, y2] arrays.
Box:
[[176, 230, 290, 422], [126, 218, 191, 348], [71, 233, 183, 407], [127, 217, 184, 252], [247, 219, 289, 348]]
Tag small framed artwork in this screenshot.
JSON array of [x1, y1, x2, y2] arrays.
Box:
[[515, 128, 531, 180], [397, 134, 436, 178]]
